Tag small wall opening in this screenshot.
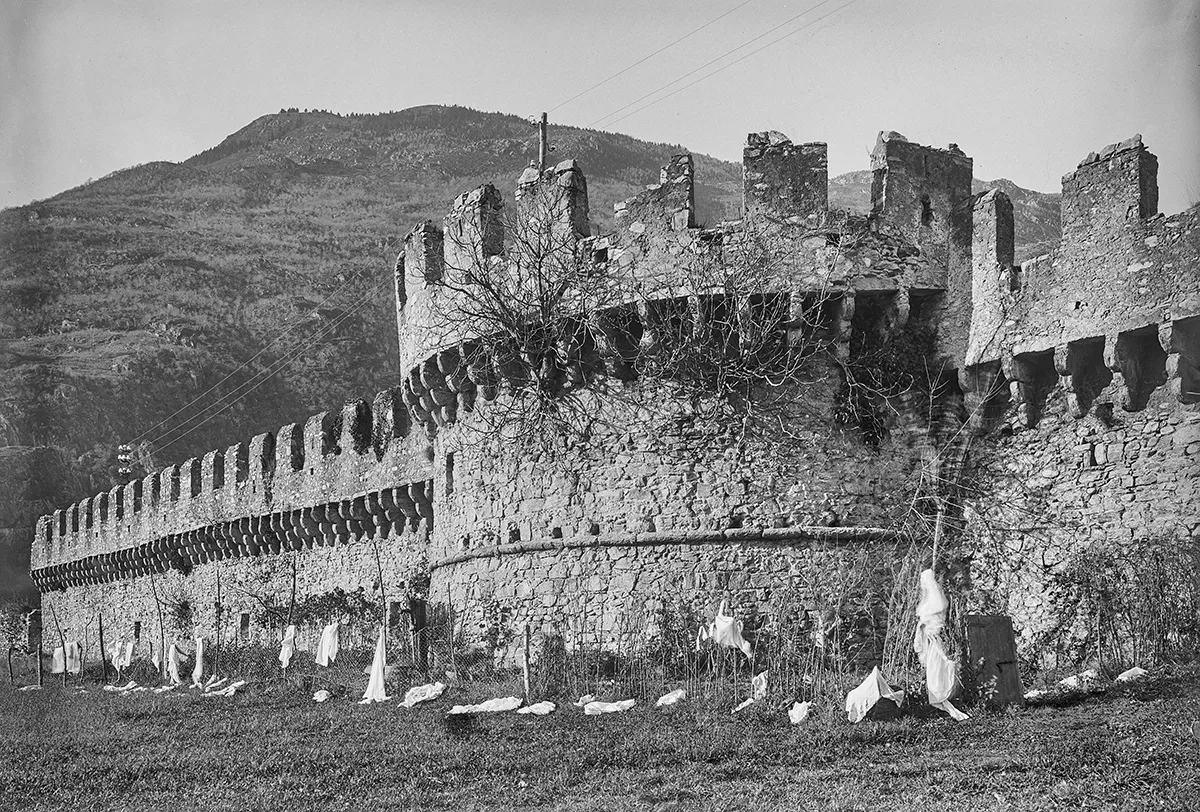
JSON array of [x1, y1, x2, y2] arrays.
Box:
[[393, 253, 407, 310], [1012, 349, 1059, 427], [1116, 327, 1168, 412], [234, 444, 250, 484], [238, 613, 250, 641], [169, 467, 181, 502], [348, 400, 372, 454], [132, 479, 143, 512], [133, 621, 142, 640], [71, 505, 79, 533], [849, 292, 898, 357], [445, 452, 455, 496], [288, 430, 304, 472], [321, 412, 343, 456], [98, 493, 109, 522], [85, 498, 95, 529], [187, 460, 202, 498], [1065, 337, 1112, 417], [1170, 315, 1200, 405], [212, 451, 225, 490], [114, 487, 124, 521], [920, 194, 934, 226]]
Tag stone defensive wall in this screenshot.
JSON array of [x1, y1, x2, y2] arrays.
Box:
[[950, 135, 1200, 652], [30, 127, 1199, 665]]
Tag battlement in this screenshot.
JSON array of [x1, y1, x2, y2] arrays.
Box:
[[29, 389, 433, 589], [743, 132, 827, 224], [958, 135, 1198, 422]]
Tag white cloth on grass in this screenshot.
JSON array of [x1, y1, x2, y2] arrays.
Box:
[[655, 689, 686, 707], [1058, 668, 1106, 693], [315, 622, 340, 667], [448, 696, 523, 715], [516, 701, 556, 715], [51, 641, 82, 675], [846, 666, 906, 723], [732, 671, 769, 714], [360, 626, 389, 704], [583, 699, 635, 715], [572, 694, 595, 707], [203, 680, 246, 698], [399, 681, 447, 708], [788, 701, 813, 725], [167, 640, 184, 685], [1117, 667, 1147, 683], [695, 600, 753, 660], [913, 569, 969, 722], [191, 636, 206, 687], [279, 625, 297, 669], [313, 690, 332, 703]]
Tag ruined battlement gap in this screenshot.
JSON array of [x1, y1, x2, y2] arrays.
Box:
[[395, 132, 972, 381], [29, 390, 435, 593], [958, 135, 1200, 422]]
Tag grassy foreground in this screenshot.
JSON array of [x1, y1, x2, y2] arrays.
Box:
[[1, 673, 1197, 812]]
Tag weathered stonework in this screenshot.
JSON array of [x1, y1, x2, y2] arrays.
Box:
[[30, 129, 1199, 667]]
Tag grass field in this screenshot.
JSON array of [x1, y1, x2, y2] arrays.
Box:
[[2, 670, 1197, 812]]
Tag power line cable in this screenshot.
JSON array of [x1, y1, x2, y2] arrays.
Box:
[[145, 274, 389, 450], [602, 0, 859, 129], [145, 275, 391, 456], [587, 0, 840, 129], [547, 0, 759, 115], [128, 272, 387, 445]]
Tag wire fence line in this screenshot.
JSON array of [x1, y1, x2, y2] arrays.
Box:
[[10, 541, 938, 710]]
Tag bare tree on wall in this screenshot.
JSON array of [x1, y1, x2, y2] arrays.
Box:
[[424, 183, 892, 460]]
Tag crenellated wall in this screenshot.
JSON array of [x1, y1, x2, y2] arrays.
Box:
[[32, 127, 1200, 668], [954, 135, 1200, 662]]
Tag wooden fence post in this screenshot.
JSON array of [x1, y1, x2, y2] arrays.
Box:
[[522, 625, 532, 702], [97, 610, 109, 685]]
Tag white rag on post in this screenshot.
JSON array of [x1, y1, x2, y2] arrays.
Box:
[[279, 625, 297, 669], [360, 626, 389, 704], [845, 666, 906, 723], [51, 641, 82, 675], [695, 600, 753, 660], [167, 640, 183, 685], [151, 643, 161, 673], [399, 681, 446, 708], [913, 569, 969, 722], [447, 696, 523, 715], [583, 699, 635, 715], [119, 640, 135, 669], [315, 622, 340, 667], [191, 636, 206, 687]]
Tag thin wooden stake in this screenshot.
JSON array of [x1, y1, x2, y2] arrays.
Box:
[[97, 610, 109, 685], [151, 577, 167, 680], [48, 603, 67, 687], [214, 564, 222, 677], [522, 624, 532, 702]]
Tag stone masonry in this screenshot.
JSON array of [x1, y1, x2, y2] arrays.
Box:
[[29, 129, 1199, 667]]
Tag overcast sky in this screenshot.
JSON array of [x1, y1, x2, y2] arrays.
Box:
[[3, 0, 1198, 212]]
